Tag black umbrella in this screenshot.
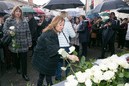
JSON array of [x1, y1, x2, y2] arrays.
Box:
[[43, 0, 84, 10], [92, 0, 128, 13], [0, 10, 8, 16], [117, 7, 129, 13], [0, 1, 14, 11]]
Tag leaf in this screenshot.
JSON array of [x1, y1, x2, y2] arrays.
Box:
[[72, 51, 78, 56], [119, 73, 124, 78], [124, 70, 129, 78]]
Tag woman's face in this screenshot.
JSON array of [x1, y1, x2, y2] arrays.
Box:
[[55, 20, 65, 32], [76, 17, 79, 24], [14, 8, 21, 18]]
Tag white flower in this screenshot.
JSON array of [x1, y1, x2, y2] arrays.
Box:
[[10, 31, 15, 36], [61, 67, 67, 71], [125, 83, 129, 86], [84, 69, 93, 79], [65, 79, 78, 86], [65, 75, 78, 86], [102, 70, 115, 81], [58, 48, 69, 58], [12, 44, 16, 47], [92, 70, 103, 83], [116, 58, 129, 69], [107, 62, 118, 72], [66, 75, 75, 81], [85, 79, 92, 86], [99, 63, 108, 71], [75, 71, 86, 83], [69, 46, 75, 54], [9, 26, 15, 30]]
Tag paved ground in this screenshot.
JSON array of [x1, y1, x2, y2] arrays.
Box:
[[0, 45, 126, 86]]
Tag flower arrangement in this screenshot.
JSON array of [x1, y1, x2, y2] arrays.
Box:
[[9, 26, 20, 49], [58, 46, 129, 86]]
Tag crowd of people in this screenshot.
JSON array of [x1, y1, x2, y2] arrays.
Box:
[[0, 5, 129, 86]]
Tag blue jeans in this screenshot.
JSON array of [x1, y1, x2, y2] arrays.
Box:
[[55, 47, 70, 80]]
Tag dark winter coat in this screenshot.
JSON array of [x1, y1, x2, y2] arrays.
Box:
[[78, 20, 90, 43], [28, 17, 38, 41], [32, 29, 60, 76], [3, 17, 32, 53]]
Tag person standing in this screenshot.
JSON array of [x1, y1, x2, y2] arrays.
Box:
[[28, 13, 38, 54], [37, 14, 48, 37], [78, 15, 90, 57], [55, 11, 76, 81], [3, 6, 32, 81]]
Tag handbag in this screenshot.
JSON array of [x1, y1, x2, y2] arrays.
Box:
[[1, 34, 12, 46]]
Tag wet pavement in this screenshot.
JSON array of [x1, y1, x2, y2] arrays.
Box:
[[0, 45, 126, 86]]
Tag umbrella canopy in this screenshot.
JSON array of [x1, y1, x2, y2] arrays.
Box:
[[0, 1, 14, 11], [92, 0, 128, 13], [33, 8, 45, 14], [0, 10, 8, 16], [21, 6, 36, 13], [99, 12, 110, 16], [86, 11, 100, 19], [117, 7, 129, 13], [43, 0, 84, 10]]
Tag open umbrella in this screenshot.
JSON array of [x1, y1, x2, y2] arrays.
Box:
[[0, 1, 14, 11], [43, 0, 84, 10], [92, 0, 128, 13], [21, 6, 36, 13], [33, 8, 45, 14], [86, 11, 100, 19], [117, 7, 129, 13], [0, 10, 9, 16]]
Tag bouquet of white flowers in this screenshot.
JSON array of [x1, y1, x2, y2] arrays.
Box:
[[64, 54, 129, 86]]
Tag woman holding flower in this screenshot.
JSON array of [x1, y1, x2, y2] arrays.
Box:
[[3, 6, 32, 81], [32, 16, 79, 86]]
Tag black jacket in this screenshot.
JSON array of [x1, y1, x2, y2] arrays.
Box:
[[32, 30, 60, 75]]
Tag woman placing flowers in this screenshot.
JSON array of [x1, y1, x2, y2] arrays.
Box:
[[32, 16, 79, 86], [3, 6, 32, 81]]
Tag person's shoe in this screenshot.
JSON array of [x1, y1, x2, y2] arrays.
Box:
[[22, 75, 30, 81]]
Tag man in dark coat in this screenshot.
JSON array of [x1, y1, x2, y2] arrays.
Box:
[[78, 19, 90, 57], [37, 14, 48, 37], [100, 17, 119, 58], [28, 13, 38, 52]]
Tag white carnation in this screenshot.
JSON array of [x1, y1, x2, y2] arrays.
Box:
[[102, 70, 115, 81], [85, 79, 92, 86], [61, 67, 67, 71], [65, 79, 78, 86], [75, 71, 86, 83], [58, 48, 69, 58], [69, 46, 75, 54], [125, 83, 129, 86], [9, 26, 15, 30]]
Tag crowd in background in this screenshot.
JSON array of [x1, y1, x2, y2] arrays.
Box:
[[0, 5, 129, 86]]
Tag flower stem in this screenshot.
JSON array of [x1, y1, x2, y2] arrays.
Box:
[[65, 59, 77, 78]]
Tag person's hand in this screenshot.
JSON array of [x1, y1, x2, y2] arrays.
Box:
[[67, 55, 79, 62]]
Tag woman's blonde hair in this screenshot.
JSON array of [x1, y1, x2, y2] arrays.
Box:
[[11, 5, 23, 19], [43, 15, 64, 32]]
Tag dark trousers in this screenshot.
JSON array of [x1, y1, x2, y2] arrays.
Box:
[[81, 42, 88, 57], [55, 47, 70, 80], [101, 42, 115, 58], [12, 52, 27, 75], [118, 35, 126, 49], [37, 73, 52, 86]]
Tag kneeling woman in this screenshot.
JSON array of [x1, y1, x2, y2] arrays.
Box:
[[32, 16, 65, 86]]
